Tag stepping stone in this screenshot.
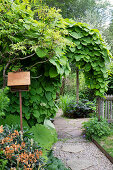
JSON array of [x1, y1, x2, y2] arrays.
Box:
[[67, 157, 95, 170], [67, 130, 82, 137], [61, 144, 84, 153]]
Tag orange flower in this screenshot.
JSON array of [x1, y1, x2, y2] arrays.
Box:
[[21, 142, 25, 148], [38, 150, 42, 156], [0, 125, 3, 133], [14, 130, 19, 136]]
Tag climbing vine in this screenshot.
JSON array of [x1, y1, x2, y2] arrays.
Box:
[[0, 1, 112, 126], [0, 0, 71, 125], [65, 19, 112, 96]]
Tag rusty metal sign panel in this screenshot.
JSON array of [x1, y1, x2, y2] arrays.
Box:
[[7, 72, 30, 86]]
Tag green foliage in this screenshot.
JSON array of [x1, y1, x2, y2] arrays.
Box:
[[0, 0, 71, 75], [95, 123, 113, 157], [59, 95, 75, 113], [63, 99, 96, 118], [0, 0, 72, 125], [82, 117, 111, 140], [63, 71, 96, 101], [0, 115, 29, 128], [30, 123, 57, 150], [0, 0, 112, 127], [106, 62, 113, 94], [0, 151, 8, 170], [0, 87, 10, 117], [45, 151, 69, 170], [66, 19, 111, 97], [6, 77, 61, 126]]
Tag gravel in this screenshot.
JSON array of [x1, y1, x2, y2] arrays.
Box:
[[53, 113, 113, 170]]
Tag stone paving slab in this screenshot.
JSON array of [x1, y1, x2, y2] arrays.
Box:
[[53, 110, 113, 170], [61, 144, 84, 153], [67, 157, 95, 170]]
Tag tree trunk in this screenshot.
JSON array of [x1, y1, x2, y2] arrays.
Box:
[[76, 67, 79, 103], [3, 62, 10, 88], [60, 76, 65, 95]]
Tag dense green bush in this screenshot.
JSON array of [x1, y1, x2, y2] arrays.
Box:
[[62, 99, 96, 118], [0, 87, 10, 117], [6, 77, 61, 126], [0, 115, 29, 128], [82, 117, 111, 140]]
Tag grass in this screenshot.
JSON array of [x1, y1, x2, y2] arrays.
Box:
[[94, 123, 113, 157]]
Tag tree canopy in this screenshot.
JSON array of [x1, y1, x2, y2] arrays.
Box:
[[0, 0, 112, 125]]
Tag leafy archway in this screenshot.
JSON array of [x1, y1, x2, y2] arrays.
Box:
[[65, 19, 112, 97], [0, 0, 112, 125]]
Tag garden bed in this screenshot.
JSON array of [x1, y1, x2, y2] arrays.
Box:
[[92, 125, 113, 164], [92, 138, 113, 164]]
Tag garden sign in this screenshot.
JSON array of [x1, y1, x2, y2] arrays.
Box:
[[7, 71, 30, 132]]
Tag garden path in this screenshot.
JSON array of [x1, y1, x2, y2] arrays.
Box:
[[53, 109, 113, 170]]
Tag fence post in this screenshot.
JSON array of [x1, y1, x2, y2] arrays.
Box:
[[100, 97, 104, 118]]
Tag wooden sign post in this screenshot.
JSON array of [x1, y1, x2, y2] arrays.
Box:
[[7, 72, 30, 132]]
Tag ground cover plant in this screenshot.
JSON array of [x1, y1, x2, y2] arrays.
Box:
[[0, 125, 44, 170], [82, 117, 111, 140], [95, 123, 113, 158]]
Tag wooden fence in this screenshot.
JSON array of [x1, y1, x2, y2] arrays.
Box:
[[96, 95, 113, 122]]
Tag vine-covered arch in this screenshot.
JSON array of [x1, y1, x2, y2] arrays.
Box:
[[0, 0, 112, 126], [65, 19, 112, 97]]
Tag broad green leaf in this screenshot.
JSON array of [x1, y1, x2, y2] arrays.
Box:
[[36, 87, 43, 94], [75, 55, 84, 61], [49, 67, 58, 78], [98, 78, 103, 82], [30, 124, 57, 150], [30, 88, 36, 95], [96, 84, 100, 89], [36, 48, 48, 58], [74, 40, 80, 46], [81, 41, 87, 46], [69, 47, 75, 52], [59, 56, 67, 65], [48, 100, 54, 106], [85, 63, 91, 72], [100, 88, 105, 93], [45, 92, 52, 101], [33, 110, 40, 119], [70, 32, 83, 39], [77, 44, 82, 49]]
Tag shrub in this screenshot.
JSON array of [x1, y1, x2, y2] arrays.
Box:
[[82, 117, 111, 140], [63, 99, 96, 118], [0, 125, 44, 169], [0, 87, 10, 117], [0, 115, 29, 128]]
